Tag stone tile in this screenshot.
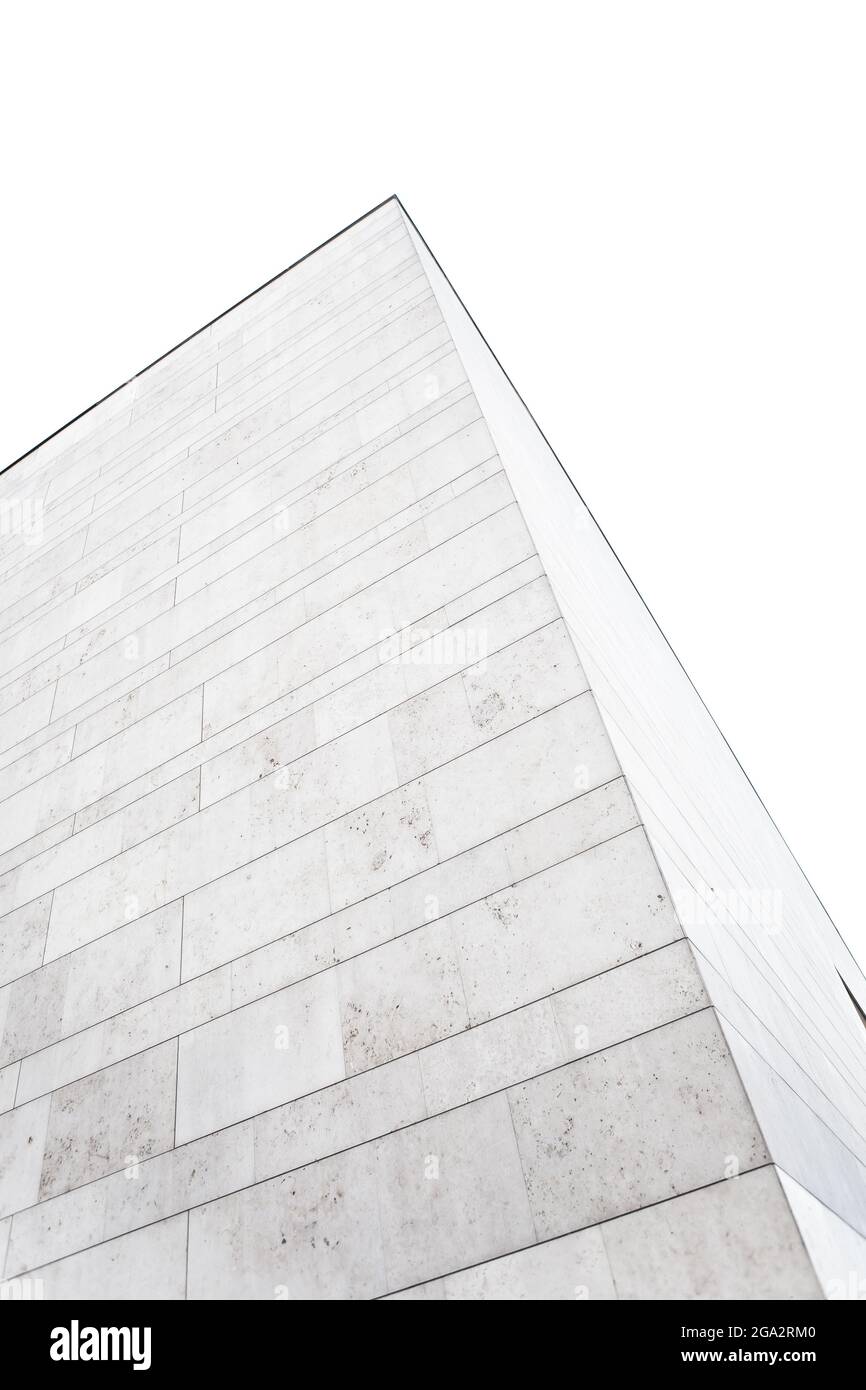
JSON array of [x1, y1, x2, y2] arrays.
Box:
[[387, 677, 477, 783], [375, 1092, 536, 1290], [8, 1213, 188, 1300], [200, 704, 317, 807], [551, 938, 707, 1061], [0, 1062, 19, 1115], [230, 917, 334, 1009], [602, 1166, 822, 1299], [337, 917, 469, 1074], [176, 972, 344, 1144], [0, 902, 183, 1069], [0, 892, 53, 989], [254, 1052, 426, 1181], [388, 1226, 617, 1300], [387, 834, 509, 937], [324, 780, 438, 911], [0, 1096, 50, 1219], [188, 1146, 386, 1300], [501, 778, 638, 880], [453, 827, 682, 1023], [0, 955, 70, 1068], [104, 1122, 255, 1245], [181, 828, 330, 980], [462, 620, 587, 738], [419, 998, 563, 1113], [5, 1172, 107, 1278], [424, 692, 621, 862], [62, 901, 183, 1038], [508, 1010, 769, 1239], [40, 1041, 177, 1200]]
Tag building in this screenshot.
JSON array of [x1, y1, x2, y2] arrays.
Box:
[[1, 197, 864, 1299]]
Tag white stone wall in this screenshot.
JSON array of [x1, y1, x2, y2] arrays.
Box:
[[0, 199, 830, 1298]]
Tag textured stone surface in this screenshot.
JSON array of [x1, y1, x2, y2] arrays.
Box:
[[0, 197, 852, 1299]]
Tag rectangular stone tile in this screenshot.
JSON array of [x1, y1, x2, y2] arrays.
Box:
[[7, 1212, 188, 1300], [424, 692, 621, 863], [324, 780, 438, 911], [462, 620, 586, 735], [199, 704, 317, 808], [421, 470, 514, 547], [0, 1062, 18, 1114], [5, 1172, 107, 1278], [419, 998, 564, 1114], [388, 1226, 617, 1301], [387, 674, 478, 783], [551, 938, 708, 1062], [254, 1052, 426, 1182], [0, 820, 80, 888], [453, 827, 682, 1024], [3, 768, 200, 925], [61, 901, 183, 1038], [0, 730, 75, 804], [337, 917, 469, 1074], [381, 503, 534, 633], [40, 1040, 178, 1200], [508, 1010, 769, 1240], [328, 892, 395, 960], [178, 446, 420, 607], [0, 954, 69, 1068], [0, 902, 183, 1067], [175, 971, 344, 1145], [181, 828, 330, 980], [601, 1166, 822, 1300], [387, 619, 588, 786], [312, 574, 555, 749], [0, 892, 52, 989], [15, 1022, 105, 1110], [15, 964, 231, 1106], [501, 777, 638, 881], [188, 1146, 386, 1300], [0, 684, 54, 757], [168, 589, 277, 668], [0, 1096, 50, 1219], [4, 532, 181, 682], [201, 569, 396, 737], [4, 1119, 252, 1280], [375, 1091, 536, 1290], [230, 917, 335, 1010], [103, 1122, 255, 1247], [443, 554, 544, 627], [386, 833, 510, 938], [44, 778, 273, 959], [314, 653, 411, 748], [74, 761, 200, 838]]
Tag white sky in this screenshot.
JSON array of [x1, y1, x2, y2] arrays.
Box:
[[2, 2, 864, 967]]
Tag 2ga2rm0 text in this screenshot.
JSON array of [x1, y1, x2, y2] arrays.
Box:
[[682, 1327, 815, 1341]]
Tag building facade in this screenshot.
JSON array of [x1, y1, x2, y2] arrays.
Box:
[[0, 198, 864, 1299]]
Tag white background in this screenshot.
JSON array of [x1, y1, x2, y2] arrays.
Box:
[[2, 2, 864, 966]]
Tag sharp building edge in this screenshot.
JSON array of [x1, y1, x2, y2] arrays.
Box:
[[0, 198, 863, 1300]]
